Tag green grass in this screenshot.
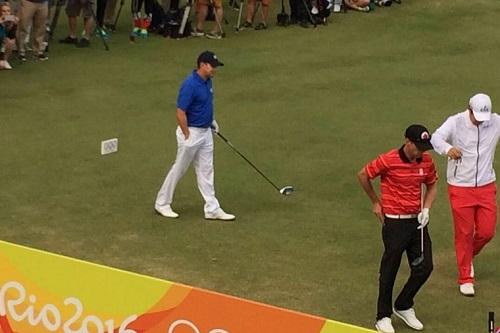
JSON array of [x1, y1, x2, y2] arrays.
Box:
[[1, 0, 500, 331]]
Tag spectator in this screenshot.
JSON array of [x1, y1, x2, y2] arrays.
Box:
[[58, 0, 94, 47], [240, 0, 269, 30], [0, 1, 17, 69], [192, 0, 224, 39], [345, 0, 369, 11], [102, 0, 118, 30], [16, 0, 48, 61]]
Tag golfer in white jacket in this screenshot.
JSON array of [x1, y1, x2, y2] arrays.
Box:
[[431, 93, 498, 297]]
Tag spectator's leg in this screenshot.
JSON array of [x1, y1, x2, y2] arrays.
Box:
[[17, 0, 35, 57], [33, 2, 49, 55], [245, 0, 255, 24], [260, 0, 269, 24], [96, 0, 107, 26], [103, 0, 118, 27], [210, 0, 223, 33], [195, 0, 208, 32]]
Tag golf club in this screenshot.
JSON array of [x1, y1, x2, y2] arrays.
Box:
[[411, 183, 425, 267], [216, 132, 294, 196], [234, 0, 244, 31]]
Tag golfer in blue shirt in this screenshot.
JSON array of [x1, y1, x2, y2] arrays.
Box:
[[155, 51, 235, 221]]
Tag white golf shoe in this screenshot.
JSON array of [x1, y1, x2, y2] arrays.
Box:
[[459, 283, 475, 297], [393, 307, 423, 330], [205, 208, 235, 221], [375, 317, 394, 333], [155, 204, 179, 218]]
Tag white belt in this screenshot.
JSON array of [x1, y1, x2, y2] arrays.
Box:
[[385, 214, 418, 219]]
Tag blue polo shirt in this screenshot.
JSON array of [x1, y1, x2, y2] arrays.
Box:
[[176, 70, 214, 128]]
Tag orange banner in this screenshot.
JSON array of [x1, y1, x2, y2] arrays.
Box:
[[0, 240, 375, 333]]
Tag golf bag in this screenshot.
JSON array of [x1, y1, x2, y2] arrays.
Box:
[[276, 0, 290, 26], [164, 6, 192, 37], [289, 0, 309, 24]]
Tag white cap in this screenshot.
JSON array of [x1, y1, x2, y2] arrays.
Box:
[[469, 93, 492, 121]]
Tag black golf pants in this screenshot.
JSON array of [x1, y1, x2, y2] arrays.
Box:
[[376, 217, 433, 320]]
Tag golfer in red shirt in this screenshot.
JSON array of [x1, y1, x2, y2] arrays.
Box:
[[358, 124, 438, 333]]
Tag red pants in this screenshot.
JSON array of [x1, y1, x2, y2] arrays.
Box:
[[448, 183, 497, 285]]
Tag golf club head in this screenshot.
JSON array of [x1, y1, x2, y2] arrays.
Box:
[[411, 256, 424, 267], [279, 186, 294, 196]]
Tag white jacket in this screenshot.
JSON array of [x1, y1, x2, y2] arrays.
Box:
[[431, 110, 500, 187]]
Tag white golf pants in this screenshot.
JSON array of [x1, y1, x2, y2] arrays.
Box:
[[156, 126, 220, 214]]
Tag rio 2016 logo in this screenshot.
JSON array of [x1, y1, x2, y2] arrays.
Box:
[[1, 281, 230, 333]]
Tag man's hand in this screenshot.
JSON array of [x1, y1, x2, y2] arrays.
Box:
[[372, 202, 384, 224], [211, 119, 219, 133], [417, 208, 429, 229], [447, 147, 462, 160]]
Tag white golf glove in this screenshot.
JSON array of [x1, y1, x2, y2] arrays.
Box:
[[211, 119, 220, 133], [417, 208, 430, 229]]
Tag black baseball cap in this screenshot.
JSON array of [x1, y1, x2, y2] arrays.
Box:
[[405, 124, 433, 151], [197, 51, 224, 67]]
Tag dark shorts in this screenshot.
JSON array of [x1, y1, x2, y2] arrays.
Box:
[[65, 0, 95, 18]]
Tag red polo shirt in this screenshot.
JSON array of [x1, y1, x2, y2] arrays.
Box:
[[364, 146, 438, 215]]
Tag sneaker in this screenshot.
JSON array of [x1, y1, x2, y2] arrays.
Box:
[[393, 308, 424, 330], [205, 31, 223, 40], [38, 53, 48, 61], [19, 53, 27, 62], [459, 283, 475, 297], [191, 29, 205, 37], [0, 60, 12, 70], [59, 36, 78, 44], [311, 6, 319, 14], [205, 208, 235, 221], [375, 317, 394, 333], [155, 204, 179, 218], [240, 21, 252, 30], [76, 38, 90, 48], [131, 27, 140, 36], [140, 28, 148, 37], [254, 22, 267, 30]]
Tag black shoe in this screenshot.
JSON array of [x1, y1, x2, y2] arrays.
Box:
[[38, 53, 49, 61], [59, 36, 78, 44], [254, 22, 267, 30], [76, 38, 90, 48], [239, 21, 252, 30]]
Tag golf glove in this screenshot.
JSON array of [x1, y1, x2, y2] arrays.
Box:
[[417, 208, 429, 229], [211, 119, 220, 133]]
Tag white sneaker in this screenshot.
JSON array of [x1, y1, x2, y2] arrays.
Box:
[[205, 208, 235, 221], [459, 283, 475, 297], [375, 317, 395, 333], [155, 204, 179, 218], [393, 307, 424, 330], [0, 60, 12, 70]]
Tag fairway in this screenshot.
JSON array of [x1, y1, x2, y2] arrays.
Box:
[[1, 0, 500, 332]]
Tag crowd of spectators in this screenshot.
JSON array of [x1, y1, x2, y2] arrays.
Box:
[[0, 0, 402, 70]]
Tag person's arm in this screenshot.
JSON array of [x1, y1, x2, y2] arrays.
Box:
[[357, 168, 384, 224], [431, 115, 462, 160], [423, 181, 437, 209], [176, 108, 189, 140]]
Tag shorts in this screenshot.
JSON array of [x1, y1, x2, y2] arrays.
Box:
[[65, 0, 94, 18], [196, 0, 222, 8]]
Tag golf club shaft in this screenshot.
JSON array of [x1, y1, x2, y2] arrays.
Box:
[[216, 132, 281, 192], [420, 183, 425, 253]]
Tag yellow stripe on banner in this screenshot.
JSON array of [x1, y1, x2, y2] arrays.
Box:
[[0, 240, 174, 314], [321, 319, 377, 333]]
